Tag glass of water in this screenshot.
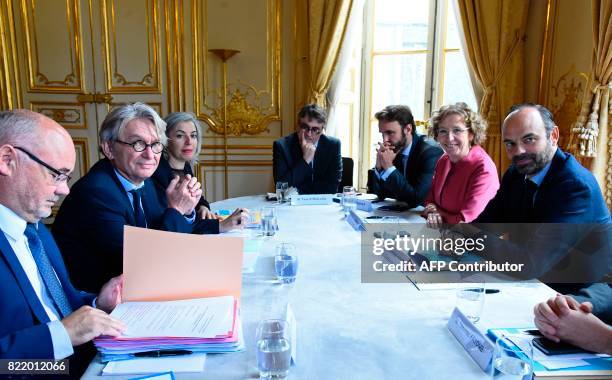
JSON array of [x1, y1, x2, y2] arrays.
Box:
[[342, 186, 357, 218], [491, 335, 533, 380], [256, 319, 291, 380], [275, 243, 298, 284], [261, 207, 278, 237], [456, 282, 485, 323], [275, 182, 288, 204]]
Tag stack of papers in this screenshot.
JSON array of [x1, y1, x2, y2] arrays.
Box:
[[94, 296, 244, 362]]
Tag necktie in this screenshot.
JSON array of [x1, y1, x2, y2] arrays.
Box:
[[24, 224, 73, 318], [129, 188, 147, 228], [402, 154, 409, 177], [520, 179, 538, 220]]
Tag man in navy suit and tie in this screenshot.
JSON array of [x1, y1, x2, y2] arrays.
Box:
[[273, 104, 342, 194], [367, 105, 443, 207], [52, 103, 247, 293], [468, 104, 611, 309], [0, 110, 124, 376]]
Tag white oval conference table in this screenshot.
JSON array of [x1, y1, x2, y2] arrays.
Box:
[[83, 195, 555, 379]]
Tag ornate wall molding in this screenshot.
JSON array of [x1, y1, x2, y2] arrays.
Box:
[[100, 0, 161, 93], [192, 0, 281, 137], [20, 0, 84, 92]]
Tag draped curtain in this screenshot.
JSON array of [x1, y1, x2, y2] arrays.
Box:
[[455, 0, 530, 174], [304, 0, 353, 108], [570, 0, 612, 207]]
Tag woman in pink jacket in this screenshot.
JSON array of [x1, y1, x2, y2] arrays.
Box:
[[423, 102, 499, 226]]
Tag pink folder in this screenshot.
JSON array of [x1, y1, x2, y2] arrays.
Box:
[[122, 226, 243, 302]]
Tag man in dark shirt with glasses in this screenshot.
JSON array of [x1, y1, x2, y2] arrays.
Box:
[[273, 103, 342, 194]]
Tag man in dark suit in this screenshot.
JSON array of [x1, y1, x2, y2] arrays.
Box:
[[367, 105, 443, 207], [0, 110, 124, 377], [52, 103, 246, 293], [273, 104, 342, 194], [471, 104, 611, 301]]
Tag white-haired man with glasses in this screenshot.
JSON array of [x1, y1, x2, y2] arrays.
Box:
[[0, 110, 125, 377], [53, 103, 246, 293], [273, 103, 342, 194]]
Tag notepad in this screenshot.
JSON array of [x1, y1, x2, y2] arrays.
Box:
[[102, 354, 206, 375]]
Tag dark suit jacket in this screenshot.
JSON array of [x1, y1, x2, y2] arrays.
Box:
[[367, 134, 443, 208], [151, 156, 210, 211], [273, 133, 342, 194], [151, 156, 219, 236], [53, 159, 213, 293], [476, 148, 610, 224], [473, 148, 611, 287], [0, 221, 94, 359]]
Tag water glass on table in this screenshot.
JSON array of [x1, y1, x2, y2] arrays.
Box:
[[275, 243, 298, 284], [275, 182, 288, 204], [342, 186, 357, 218], [491, 335, 533, 380], [256, 319, 291, 380], [261, 207, 278, 237], [455, 282, 485, 323]]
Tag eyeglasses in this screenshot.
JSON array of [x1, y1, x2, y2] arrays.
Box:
[[115, 139, 164, 154], [437, 128, 470, 138], [14, 146, 72, 183], [299, 123, 323, 135]]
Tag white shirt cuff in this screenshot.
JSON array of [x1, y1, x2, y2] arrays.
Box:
[[380, 166, 397, 181], [185, 210, 196, 224], [48, 320, 74, 359]]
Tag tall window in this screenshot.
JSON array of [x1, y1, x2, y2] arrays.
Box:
[[332, 0, 476, 188]]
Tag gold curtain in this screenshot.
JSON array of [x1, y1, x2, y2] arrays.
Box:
[[456, 0, 530, 174], [570, 0, 612, 207], [305, 0, 353, 107]]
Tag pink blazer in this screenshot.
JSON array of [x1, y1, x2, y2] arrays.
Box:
[[425, 145, 499, 223]]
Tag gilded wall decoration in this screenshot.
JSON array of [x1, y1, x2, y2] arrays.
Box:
[[30, 102, 85, 128], [20, 0, 84, 92], [100, 0, 161, 93], [548, 66, 588, 150], [206, 88, 275, 135], [192, 0, 281, 137]]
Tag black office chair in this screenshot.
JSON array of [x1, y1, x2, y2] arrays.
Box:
[[338, 157, 354, 192]]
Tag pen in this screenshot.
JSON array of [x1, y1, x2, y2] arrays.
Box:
[[133, 350, 193, 358], [465, 288, 500, 294]]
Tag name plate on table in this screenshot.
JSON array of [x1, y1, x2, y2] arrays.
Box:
[[290, 194, 334, 205], [447, 307, 494, 372], [356, 198, 373, 212], [346, 209, 365, 231]]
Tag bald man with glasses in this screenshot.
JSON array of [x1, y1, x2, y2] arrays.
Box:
[[273, 103, 342, 194], [0, 110, 124, 377]]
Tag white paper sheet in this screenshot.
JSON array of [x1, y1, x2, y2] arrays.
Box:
[[111, 296, 235, 338], [102, 354, 206, 375]]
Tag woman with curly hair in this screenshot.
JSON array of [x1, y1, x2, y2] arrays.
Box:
[[423, 102, 499, 226]]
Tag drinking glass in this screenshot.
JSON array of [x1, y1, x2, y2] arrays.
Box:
[[456, 282, 485, 323], [261, 207, 277, 236], [275, 243, 298, 284], [256, 319, 291, 380], [342, 186, 357, 218], [275, 182, 288, 204], [491, 335, 533, 380]]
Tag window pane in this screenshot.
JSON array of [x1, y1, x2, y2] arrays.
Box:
[[442, 51, 477, 110], [374, 0, 430, 51], [445, 1, 461, 49], [371, 54, 427, 120]]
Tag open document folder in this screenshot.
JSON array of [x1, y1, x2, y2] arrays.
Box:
[[94, 227, 245, 362]]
